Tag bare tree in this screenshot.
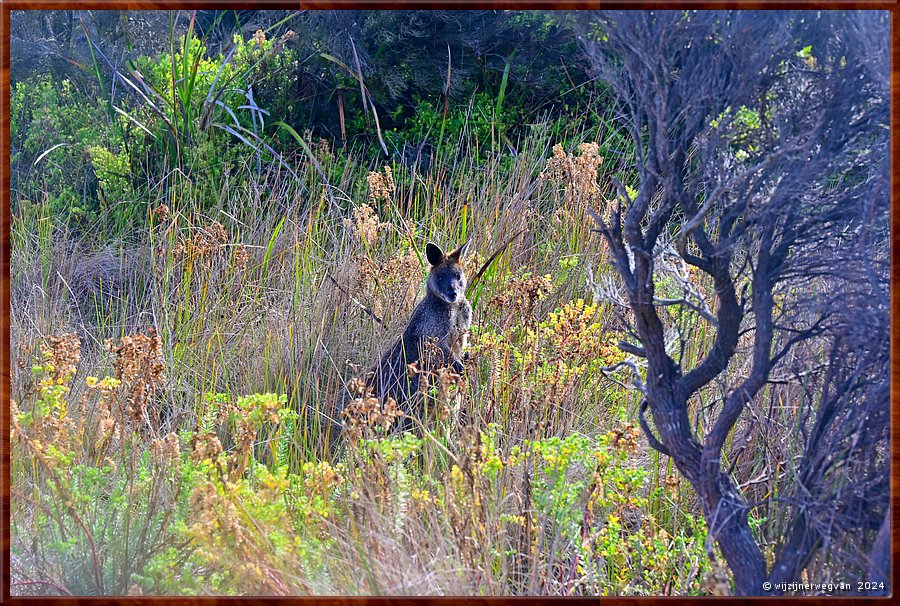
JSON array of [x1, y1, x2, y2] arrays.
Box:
[[579, 11, 888, 596]]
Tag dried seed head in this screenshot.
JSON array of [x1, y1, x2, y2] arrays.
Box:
[[232, 244, 250, 269], [340, 381, 403, 442], [539, 141, 609, 219], [41, 333, 81, 382], [190, 431, 224, 465], [151, 431, 180, 464], [366, 166, 396, 203], [344, 204, 388, 246], [105, 328, 166, 427]]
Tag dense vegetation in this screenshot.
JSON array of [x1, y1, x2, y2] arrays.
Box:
[[10, 10, 888, 597]]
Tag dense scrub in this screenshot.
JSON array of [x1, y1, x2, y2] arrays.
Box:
[[14, 111, 718, 594]]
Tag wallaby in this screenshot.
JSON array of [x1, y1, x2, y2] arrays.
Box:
[[366, 240, 472, 432]]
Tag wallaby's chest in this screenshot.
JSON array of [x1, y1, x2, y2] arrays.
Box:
[[447, 300, 472, 355], [406, 296, 471, 353]]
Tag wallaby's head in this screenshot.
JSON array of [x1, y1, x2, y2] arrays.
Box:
[[425, 240, 471, 304]]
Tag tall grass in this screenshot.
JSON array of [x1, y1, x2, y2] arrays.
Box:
[[11, 107, 745, 595]]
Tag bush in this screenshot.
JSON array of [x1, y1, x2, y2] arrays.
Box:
[[10, 75, 129, 228]]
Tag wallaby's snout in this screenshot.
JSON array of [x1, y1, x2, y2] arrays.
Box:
[[426, 240, 470, 304]]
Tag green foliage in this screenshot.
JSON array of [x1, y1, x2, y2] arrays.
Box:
[[12, 356, 184, 595], [526, 430, 709, 594], [87, 144, 132, 205], [471, 297, 626, 419], [10, 11, 617, 239], [122, 27, 305, 186], [10, 75, 123, 226], [10, 26, 312, 236]]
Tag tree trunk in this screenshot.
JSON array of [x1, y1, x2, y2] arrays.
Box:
[[697, 471, 767, 595], [646, 394, 768, 595]]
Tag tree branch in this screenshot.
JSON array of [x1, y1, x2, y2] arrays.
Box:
[[638, 399, 671, 457]]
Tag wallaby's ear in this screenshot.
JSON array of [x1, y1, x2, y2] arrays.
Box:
[[448, 238, 472, 263], [425, 242, 445, 266]]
